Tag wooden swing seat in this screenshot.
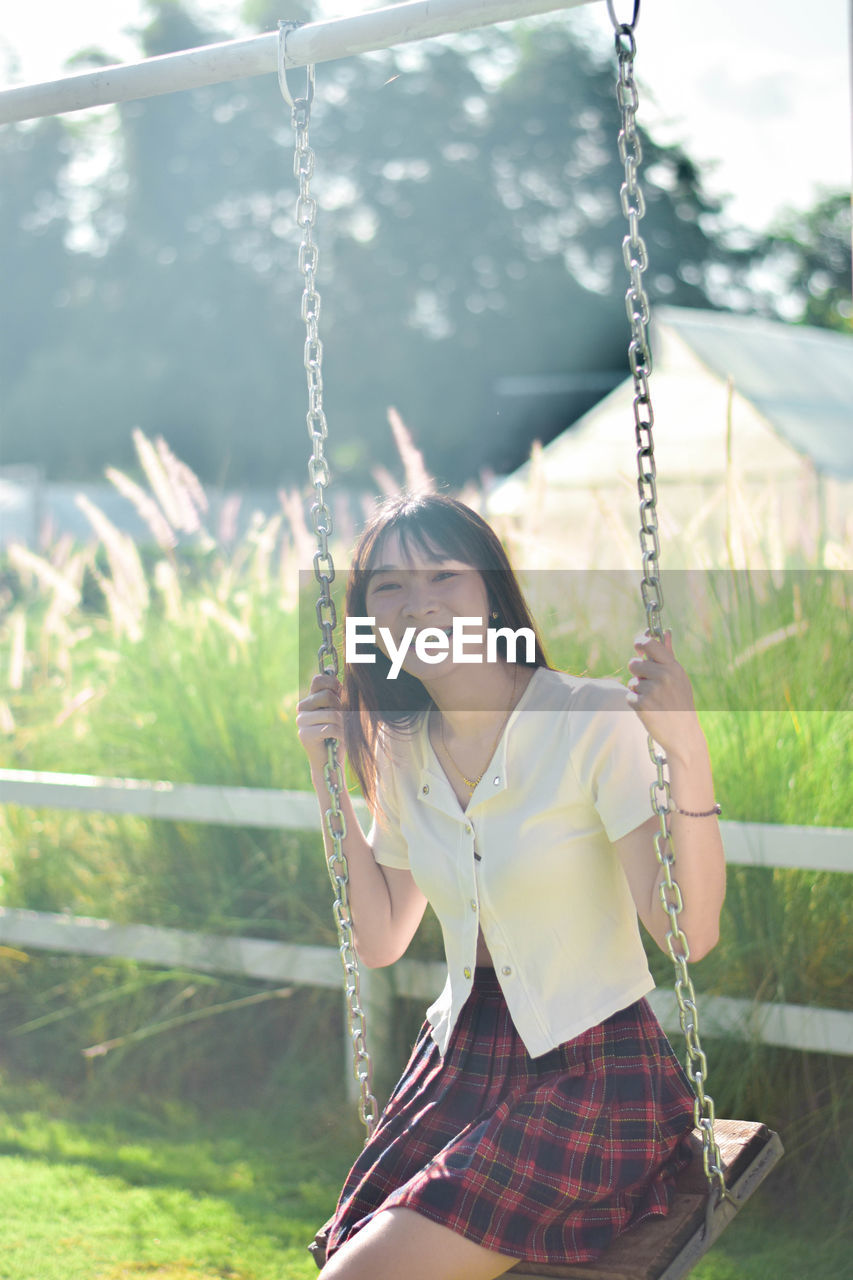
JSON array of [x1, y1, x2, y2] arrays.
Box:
[[509, 1119, 783, 1280]]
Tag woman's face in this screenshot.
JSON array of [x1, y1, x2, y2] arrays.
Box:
[[362, 530, 492, 682]]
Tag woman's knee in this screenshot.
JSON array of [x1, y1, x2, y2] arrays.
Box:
[[319, 1208, 516, 1280]]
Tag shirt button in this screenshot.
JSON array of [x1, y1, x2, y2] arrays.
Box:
[[502, 966, 512, 976], [464, 823, 473, 834], [469, 899, 477, 912], [463, 967, 472, 979], [493, 776, 501, 786], [422, 784, 430, 795]]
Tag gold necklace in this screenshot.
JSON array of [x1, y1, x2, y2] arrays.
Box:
[[438, 668, 519, 791]]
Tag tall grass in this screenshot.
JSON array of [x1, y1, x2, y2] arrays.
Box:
[[0, 426, 850, 1210]]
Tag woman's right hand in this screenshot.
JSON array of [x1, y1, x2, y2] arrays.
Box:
[[296, 673, 347, 775]]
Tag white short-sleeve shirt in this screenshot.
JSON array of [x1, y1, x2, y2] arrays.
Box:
[[368, 666, 659, 1058]]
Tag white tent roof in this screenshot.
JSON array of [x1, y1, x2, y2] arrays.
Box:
[[488, 308, 853, 517], [655, 307, 853, 478]]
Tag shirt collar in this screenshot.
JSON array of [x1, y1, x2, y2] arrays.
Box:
[[415, 666, 545, 816]]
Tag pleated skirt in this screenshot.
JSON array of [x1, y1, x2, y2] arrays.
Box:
[[323, 967, 695, 1267]]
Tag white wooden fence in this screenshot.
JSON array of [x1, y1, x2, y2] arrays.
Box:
[[1, 768, 851, 1099]]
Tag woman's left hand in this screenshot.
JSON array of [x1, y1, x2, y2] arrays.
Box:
[[626, 630, 703, 761]]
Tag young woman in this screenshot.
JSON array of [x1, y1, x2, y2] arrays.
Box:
[[296, 493, 725, 1280]]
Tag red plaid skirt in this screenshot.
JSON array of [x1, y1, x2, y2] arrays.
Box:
[[323, 968, 695, 1266]]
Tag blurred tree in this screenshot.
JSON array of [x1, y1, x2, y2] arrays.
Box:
[[0, 117, 73, 390], [3, 3, 290, 482], [1, 0, 750, 488], [750, 191, 852, 333]]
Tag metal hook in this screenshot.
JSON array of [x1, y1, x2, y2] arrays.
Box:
[[606, 0, 641, 32], [702, 1183, 740, 1242], [278, 20, 314, 110]]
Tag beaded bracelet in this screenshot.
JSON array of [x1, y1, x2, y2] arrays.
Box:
[[672, 801, 722, 818]]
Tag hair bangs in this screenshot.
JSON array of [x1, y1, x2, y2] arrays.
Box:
[[367, 503, 483, 573]]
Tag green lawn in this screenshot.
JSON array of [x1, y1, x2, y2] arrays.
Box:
[[0, 1078, 847, 1280], [0, 1078, 350, 1280]]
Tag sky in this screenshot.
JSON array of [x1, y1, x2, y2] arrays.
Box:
[[0, 0, 850, 233]]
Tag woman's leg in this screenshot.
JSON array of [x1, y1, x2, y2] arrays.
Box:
[[320, 1207, 518, 1280]]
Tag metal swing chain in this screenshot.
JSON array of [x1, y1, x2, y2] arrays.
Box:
[[606, 2, 729, 1213], [279, 22, 379, 1138]]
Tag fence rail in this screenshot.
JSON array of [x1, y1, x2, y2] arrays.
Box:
[[0, 906, 850, 1061], [1, 768, 851, 1095], [2, 768, 851, 872]]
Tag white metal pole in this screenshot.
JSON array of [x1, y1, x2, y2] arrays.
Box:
[[0, 0, 599, 126]]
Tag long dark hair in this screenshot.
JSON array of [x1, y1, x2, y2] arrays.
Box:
[[343, 493, 549, 811]]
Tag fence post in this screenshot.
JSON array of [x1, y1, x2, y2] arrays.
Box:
[[343, 965, 397, 1111]]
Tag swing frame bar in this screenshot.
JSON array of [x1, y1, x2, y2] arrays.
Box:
[[0, 0, 598, 125]]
